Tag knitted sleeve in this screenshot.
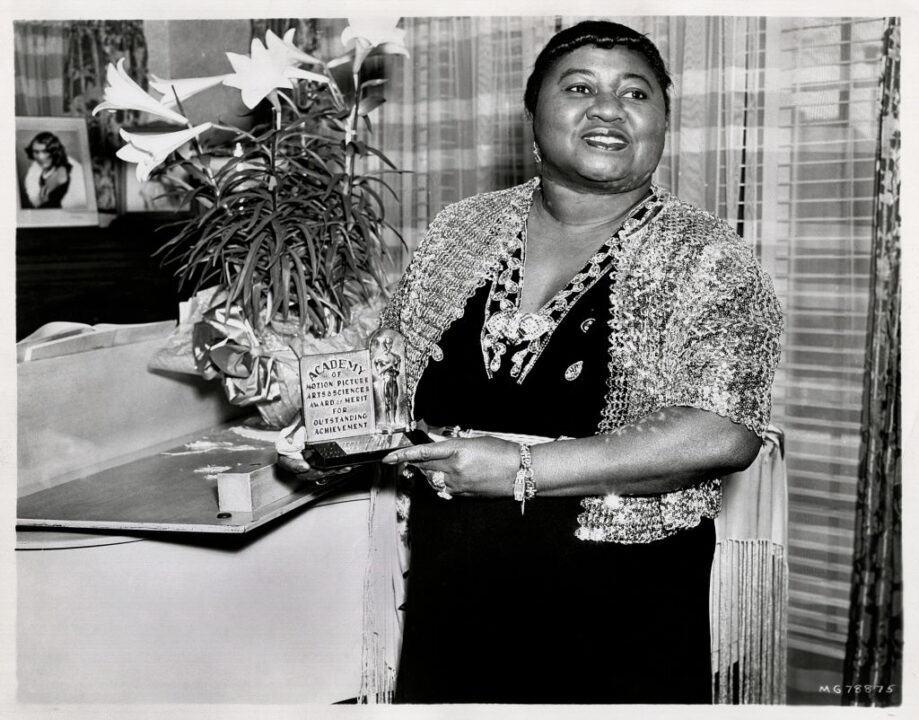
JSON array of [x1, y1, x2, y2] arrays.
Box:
[[661, 238, 783, 438]]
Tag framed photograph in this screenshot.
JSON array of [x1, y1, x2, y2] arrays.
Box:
[[16, 116, 98, 227]]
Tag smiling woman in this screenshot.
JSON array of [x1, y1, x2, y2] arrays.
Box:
[[286, 20, 783, 704], [369, 21, 784, 704]]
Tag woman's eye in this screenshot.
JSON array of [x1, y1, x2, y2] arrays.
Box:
[[566, 84, 593, 95], [622, 88, 648, 100]]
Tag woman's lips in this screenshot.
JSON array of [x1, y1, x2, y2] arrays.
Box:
[[582, 130, 629, 150]]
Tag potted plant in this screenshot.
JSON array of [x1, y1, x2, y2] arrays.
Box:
[[93, 19, 409, 427]]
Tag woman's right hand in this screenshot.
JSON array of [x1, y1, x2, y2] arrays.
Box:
[[381, 435, 520, 498]]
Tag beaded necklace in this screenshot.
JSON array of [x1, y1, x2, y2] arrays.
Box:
[[480, 185, 664, 383]]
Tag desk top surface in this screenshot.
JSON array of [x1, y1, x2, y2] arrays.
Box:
[[17, 421, 363, 535]]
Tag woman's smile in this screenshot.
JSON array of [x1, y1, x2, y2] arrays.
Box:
[[581, 127, 630, 151]]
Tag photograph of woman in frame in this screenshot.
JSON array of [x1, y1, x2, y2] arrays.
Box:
[[16, 116, 98, 227]]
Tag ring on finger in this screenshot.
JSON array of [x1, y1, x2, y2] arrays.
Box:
[[429, 470, 453, 500], [429, 470, 447, 490]]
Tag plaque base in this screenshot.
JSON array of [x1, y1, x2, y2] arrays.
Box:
[[307, 428, 431, 469]]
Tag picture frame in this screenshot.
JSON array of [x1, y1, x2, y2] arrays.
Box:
[[16, 116, 99, 228]]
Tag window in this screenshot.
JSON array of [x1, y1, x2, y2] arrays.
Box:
[[738, 16, 885, 680]]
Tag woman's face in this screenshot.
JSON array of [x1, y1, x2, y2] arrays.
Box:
[[533, 45, 667, 194], [31, 142, 53, 169]]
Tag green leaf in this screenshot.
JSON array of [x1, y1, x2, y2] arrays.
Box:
[[288, 252, 313, 333], [232, 231, 266, 308], [278, 256, 291, 319]]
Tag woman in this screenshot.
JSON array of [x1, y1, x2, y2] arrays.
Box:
[[23, 131, 86, 209], [375, 21, 783, 704]]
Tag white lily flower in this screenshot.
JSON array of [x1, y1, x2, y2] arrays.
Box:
[[117, 123, 213, 183], [224, 32, 331, 110], [341, 17, 408, 73], [93, 58, 189, 125], [150, 73, 232, 109]]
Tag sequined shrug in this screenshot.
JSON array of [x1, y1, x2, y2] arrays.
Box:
[[381, 177, 783, 543]]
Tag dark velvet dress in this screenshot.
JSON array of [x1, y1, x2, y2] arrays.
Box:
[[394, 277, 715, 704]]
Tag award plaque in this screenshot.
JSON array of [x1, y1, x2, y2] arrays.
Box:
[[299, 328, 430, 468]]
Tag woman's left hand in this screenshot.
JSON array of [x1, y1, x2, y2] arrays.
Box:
[[382, 436, 520, 498]]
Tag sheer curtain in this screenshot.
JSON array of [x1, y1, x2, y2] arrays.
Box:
[[375, 16, 558, 264], [14, 21, 68, 115]]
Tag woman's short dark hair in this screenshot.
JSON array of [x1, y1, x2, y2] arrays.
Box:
[[524, 21, 672, 119], [26, 131, 71, 168]]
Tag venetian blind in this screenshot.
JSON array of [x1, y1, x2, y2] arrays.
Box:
[[738, 16, 885, 664]]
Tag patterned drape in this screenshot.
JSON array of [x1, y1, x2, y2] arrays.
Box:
[[842, 16, 901, 708], [65, 21, 148, 212], [14, 21, 67, 115]]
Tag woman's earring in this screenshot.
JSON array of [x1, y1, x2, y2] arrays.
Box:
[[532, 141, 542, 164]]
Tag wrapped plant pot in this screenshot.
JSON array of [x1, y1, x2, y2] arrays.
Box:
[[151, 287, 385, 429]]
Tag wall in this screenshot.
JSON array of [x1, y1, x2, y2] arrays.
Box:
[[144, 19, 252, 128]]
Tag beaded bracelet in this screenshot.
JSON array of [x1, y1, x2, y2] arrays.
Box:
[[513, 443, 536, 514]]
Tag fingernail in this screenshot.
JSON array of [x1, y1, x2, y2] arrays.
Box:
[[381, 454, 398, 464]]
